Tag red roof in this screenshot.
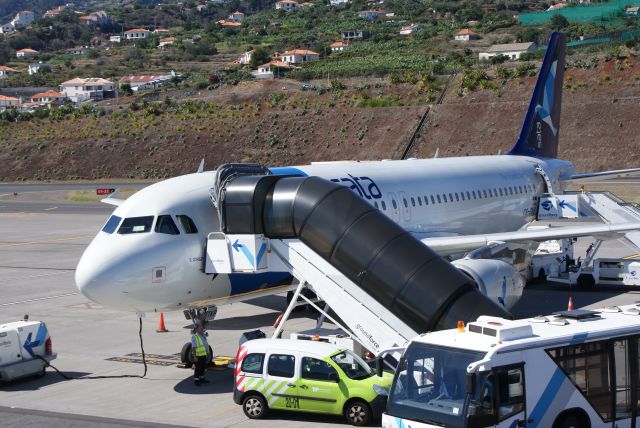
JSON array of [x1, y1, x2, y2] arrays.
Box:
[[0, 65, 18, 72], [330, 41, 348, 48], [457, 28, 478, 35], [31, 90, 65, 99], [282, 49, 319, 55], [124, 28, 150, 33], [17, 48, 38, 53]]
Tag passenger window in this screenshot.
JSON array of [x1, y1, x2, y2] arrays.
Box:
[[417, 197, 422, 206], [495, 366, 525, 421], [461, 193, 465, 201], [301, 357, 338, 382], [176, 215, 198, 234], [242, 353, 265, 374], [436, 195, 441, 204], [403, 198, 408, 208], [392, 199, 398, 209], [488, 189, 493, 197], [381, 201, 387, 210], [499, 188, 503, 196], [118, 216, 154, 234], [155, 215, 180, 235], [268, 354, 295, 378], [483, 190, 488, 198], [509, 187, 514, 195], [411, 197, 415, 207], [472, 191, 477, 199], [449, 193, 453, 202], [430, 195, 435, 204], [102, 215, 122, 234], [466, 191, 471, 200], [374, 201, 378, 209], [455, 193, 459, 202]]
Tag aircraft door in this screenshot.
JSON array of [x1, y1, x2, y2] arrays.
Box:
[[388, 192, 400, 222], [399, 191, 411, 222]]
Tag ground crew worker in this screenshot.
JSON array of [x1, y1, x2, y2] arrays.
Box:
[[191, 320, 210, 386]]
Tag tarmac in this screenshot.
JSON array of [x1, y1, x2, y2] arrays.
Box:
[[1, 185, 640, 427]]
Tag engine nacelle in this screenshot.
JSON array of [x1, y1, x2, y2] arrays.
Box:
[[452, 259, 524, 310]]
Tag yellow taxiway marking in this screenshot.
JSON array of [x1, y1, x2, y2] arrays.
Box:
[[0, 235, 92, 249], [625, 253, 640, 260]]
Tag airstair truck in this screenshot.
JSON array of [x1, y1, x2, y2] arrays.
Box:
[[0, 318, 56, 381]]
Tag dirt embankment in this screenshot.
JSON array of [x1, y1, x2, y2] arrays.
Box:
[[2, 60, 640, 181]]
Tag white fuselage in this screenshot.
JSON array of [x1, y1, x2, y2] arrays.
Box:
[[75, 155, 575, 312]]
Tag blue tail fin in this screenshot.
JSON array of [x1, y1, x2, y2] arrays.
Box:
[[508, 32, 566, 159]]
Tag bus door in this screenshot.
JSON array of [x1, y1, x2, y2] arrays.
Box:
[[611, 338, 638, 428], [469, 364, 526, 428]]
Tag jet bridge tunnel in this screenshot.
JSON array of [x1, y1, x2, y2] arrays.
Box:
[[218, 174, 511, 333]]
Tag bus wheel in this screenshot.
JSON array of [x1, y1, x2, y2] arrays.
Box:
[[344, 400, 371, 426], [553, 410, 589, 428], [243, 394, 268, 419]]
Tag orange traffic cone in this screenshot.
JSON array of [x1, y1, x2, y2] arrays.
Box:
[[156, 312, 168, 333], [567, 296, 574, 311]]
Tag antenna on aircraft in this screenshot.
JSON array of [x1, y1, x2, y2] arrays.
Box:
[[197, 159, 205, 173], [433, 148, 439, 159], [497, 149, 502, 155]]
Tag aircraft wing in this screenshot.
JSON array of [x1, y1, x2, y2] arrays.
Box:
[[422, 222, 640, 256], [562, 168, 640, 183]]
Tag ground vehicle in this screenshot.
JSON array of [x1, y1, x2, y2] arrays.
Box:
[[0, 319, 56, 381], [382, 304, 640, 428], [233, 339, 392, 425]]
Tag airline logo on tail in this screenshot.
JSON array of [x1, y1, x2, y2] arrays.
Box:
[[508, 32, 566, 159]]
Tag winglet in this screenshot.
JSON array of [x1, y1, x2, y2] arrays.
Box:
[[101, 188, 125, 206], [508, 32, 566, 159], [197, 159, 205, 173]]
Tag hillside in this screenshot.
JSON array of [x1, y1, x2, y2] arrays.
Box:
[[1, 59, 640, 181]]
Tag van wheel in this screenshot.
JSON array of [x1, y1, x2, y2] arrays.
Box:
[[243, 394, 268, 419], [577, 274, 595, 289], [344, 400, 371, 426]]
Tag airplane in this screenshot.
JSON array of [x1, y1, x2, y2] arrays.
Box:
[[76, 32, 640, 330]]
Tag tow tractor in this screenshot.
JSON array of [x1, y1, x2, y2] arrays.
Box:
[[0, 316, 56, 381]]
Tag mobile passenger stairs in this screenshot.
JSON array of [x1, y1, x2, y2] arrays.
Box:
[[533, 189, 640, 288], [203, 164, 511, 359]]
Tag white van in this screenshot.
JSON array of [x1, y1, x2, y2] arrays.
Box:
[[233, 339, 393, 426], [0, 319, 56, 381]]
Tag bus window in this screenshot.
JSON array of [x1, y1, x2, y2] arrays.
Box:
[[495, 366, 525, 421]]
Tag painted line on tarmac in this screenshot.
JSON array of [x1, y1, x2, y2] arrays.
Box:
[[0, 292, 79, 307], [0, 270, 73, 284], [0, 235, 92, 248], [43, 206, 58, 211]]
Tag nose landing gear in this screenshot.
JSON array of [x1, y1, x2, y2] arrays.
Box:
[[179, 307, 217, 367]]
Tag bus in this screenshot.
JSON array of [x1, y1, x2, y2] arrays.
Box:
[[381, 304, 640, 428]]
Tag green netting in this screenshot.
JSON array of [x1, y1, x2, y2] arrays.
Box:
[[518, 0, 640, 26]]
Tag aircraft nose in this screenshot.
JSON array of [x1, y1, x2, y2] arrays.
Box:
[[75, 251, 111, 305], [75, 238, 128, 308]]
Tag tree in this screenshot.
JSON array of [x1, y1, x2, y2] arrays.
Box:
[[550, 14, 569, 30], [250, 46, 271, 68], [120, 83, 133, 96]]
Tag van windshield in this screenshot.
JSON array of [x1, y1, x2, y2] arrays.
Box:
[[330, 350, 372, 380], [387, 342, 484, 427]]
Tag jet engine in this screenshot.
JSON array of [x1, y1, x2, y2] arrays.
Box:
[[452, 259, 524, 310]]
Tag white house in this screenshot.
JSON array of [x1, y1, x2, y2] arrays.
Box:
[[28, 63, 52, 75], [119, 74, 174, 91], [59, 77, 115, 103], [455, 29, 480, 41], [158, 37, 176, 48], [16, 48, 38, 58], [30, 90, 65, 104], [229, 11, 245, 21], [0, 95, 20, 108], [66, 46, 91, 55], [0, 65, 19, 78], [479, 42, 537, 61], [254, 60, 294, 79], [358, 10, 386, 21], [330, 41, 350, 52], [11, 11, 35, 28], [330, 0, 350, 5], [399, 25, 420, 35], [240, 50, 254, 65], [124, 28, 151, 40], [0, 23, 14, 33], [278, 49, 319, 64], [109, 35, 122, 43], [275, 0, 298, 11]]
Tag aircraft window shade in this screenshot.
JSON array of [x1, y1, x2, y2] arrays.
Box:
[[118, 216, 154, 234], [411, 197, 415, 207], [466, 191, 471, 200], [392, 199, 398, 209], [488, 189, 493, 197], [483, 190, 488, 198], [403, 198, 408, 208], [509, 187, 514, 195], [177, 215, 198, 234], [460, 193, 465, 201], [155, 215, 180, 235], [268, 354, 295, 378], [455, 193, 459, 202], [449, 193, 453, 202], [374, 201, 379, 209], [436, 195, 441, 204], [430, 195, 435, 204], [102, 215, 122, 234], [442, 194, 447, 203], [472, 191, 477, 199], [417, 197, 422, 206], [381, 201, 387, 210]]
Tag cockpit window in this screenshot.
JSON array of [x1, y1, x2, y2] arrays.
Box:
[[176, 215, 198, 234], [118, 216, 154, 234], [102, 215, 122, 234], [155, 215, 180, 235]]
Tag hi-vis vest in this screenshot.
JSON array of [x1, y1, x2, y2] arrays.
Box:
[[193, 333, 207, 357]]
